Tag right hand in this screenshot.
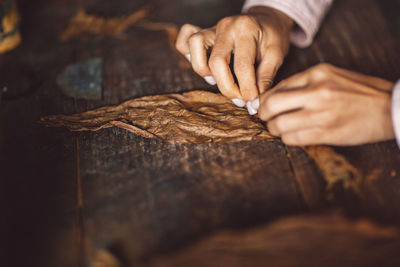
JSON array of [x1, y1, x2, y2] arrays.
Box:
[[175, 6, 294, 108]]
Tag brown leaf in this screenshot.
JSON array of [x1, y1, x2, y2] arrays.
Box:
[[39, 90, 276, 144], [305, 146, 363, 199], [60, 8, 150, 41]]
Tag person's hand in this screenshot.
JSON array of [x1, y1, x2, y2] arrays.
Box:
[[258, 63, 395, 146], [175, 6, 293, 112]]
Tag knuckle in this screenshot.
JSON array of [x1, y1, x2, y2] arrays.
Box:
[[310, 63, 333, 80], [233, 61, 248, 74], [321, 110, 338, 127], [188, 32, 204, 45], [317, 84, 335, 101], [217, 16, 235, 28], [181, 23, 196, 32], [258, 77, 274, 89], [318, 62, 333, 69], [208, 55, 225, 71], [234, 15, 258, 29], [192, 64, 209, 77]]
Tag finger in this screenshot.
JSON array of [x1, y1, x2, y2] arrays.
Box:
[[188, 32, 213, 77], [281, 127, 326, 146], [328, 64, 394, 92], [256, 47, 284, 94], [209, 33, 241, 99], [272, 70, 310, 92], [233, 37, 258, 102], [258, 87, 321, 122], [267, 109, 331, 136], [258, 70, 310, 112], [175, 24, 201, 56]]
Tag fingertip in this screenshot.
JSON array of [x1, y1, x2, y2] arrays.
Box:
[[250, 98, 260, 110], [232, 98, 245, 108], [204, 76, 216, 85], [246, 101, 258, 115]]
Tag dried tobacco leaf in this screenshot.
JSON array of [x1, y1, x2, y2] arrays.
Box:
[[60, 8, 150, 41], [39, 90, 276, 144], [59, 8, 180, 44], [59, 8, 189, 68], [305, 146, 363, 199]]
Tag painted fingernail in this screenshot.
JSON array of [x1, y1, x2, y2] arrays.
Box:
[[250, 98, 260, 110], [246, 101, 257, 115], [204, 76, 216, 85], [232, 98, 245, 108], [185, 54, 191, 62]]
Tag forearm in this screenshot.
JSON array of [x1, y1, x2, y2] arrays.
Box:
[[242, 0, 334, 47]]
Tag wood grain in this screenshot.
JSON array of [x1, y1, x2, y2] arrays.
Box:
[[1, 0, 400, 266]]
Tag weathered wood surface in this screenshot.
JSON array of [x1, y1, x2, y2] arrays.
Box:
[[145, 213, 400, 267], [1, 0, 400, 266]]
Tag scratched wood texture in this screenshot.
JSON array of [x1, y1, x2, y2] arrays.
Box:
[[1, 0, 400, 266]]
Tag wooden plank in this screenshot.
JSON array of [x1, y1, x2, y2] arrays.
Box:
[[333, 142, 400, 223], [78, 129, 306, 264], [286, 146, 327, 210], [146, 213, 400, 267]]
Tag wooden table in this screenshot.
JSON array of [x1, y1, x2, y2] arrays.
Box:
[[2, 0, 400, 266]]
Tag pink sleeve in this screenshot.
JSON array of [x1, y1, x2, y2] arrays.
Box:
[[242, 0, 333, 48], [392, 80, 400, 150]]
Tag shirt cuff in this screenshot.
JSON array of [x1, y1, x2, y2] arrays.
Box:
[[392, 80, 400, 149], [242, 0, 333, 48]]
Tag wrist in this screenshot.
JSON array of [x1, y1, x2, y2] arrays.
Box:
[[246, 6, 294, 30]]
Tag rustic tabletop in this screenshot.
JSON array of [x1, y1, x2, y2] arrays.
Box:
[[2, 0, 400, 266]]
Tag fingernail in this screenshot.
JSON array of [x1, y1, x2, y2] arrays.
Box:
[[232, 98, 245, 108], [246, 101, 257, 115], [250, 98, 260, 110], [185, 54, 191, 62], [204, 76, 216, 85]]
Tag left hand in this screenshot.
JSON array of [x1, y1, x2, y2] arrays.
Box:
[[258, 63, 395, 146], [175, 6, 293, 104]]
